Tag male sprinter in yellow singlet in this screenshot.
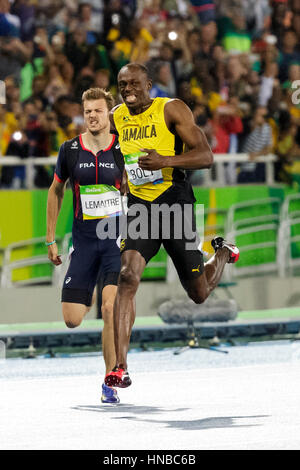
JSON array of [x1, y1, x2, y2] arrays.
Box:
[[105, 63, 239, 388]]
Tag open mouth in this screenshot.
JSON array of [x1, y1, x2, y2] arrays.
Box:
[[125, 94, 137, 104]]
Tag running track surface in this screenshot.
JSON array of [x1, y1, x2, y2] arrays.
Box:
[[1, 341, 300, 450]]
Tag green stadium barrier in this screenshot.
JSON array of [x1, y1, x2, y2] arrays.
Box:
[[0, 185, 298, 283]]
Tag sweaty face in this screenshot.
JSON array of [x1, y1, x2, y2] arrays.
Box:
[[118, 68, 152, 112], [83, 98, 110, 135]]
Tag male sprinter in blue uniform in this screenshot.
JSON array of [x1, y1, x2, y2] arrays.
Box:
[[46, 88, 124, 403]]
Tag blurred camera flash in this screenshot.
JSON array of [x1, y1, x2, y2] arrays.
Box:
[[12, 131, 23, 141], [112, 14, 120, 25], [265, 34, 277, 45], [168, 31, 178, 41], [52, 35, 62, 46]]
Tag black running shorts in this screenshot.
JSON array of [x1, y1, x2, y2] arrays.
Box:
[[119, 201, 204, 282], [62, 227, 120, 307]]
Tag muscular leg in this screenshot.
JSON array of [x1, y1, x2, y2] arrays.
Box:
[[113, 250, 146, 370], [184, 248, 230, 303], [101, 285, 117, 374]]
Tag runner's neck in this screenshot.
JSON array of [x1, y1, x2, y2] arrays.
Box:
[[81, 129, 113, 154], [129, 99, 153, 116]]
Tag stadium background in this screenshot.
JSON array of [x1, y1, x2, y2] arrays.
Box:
[[1, 0, 300, 335]]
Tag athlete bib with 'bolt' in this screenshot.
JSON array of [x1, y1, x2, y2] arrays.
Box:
[[124, 152, 163, 186]]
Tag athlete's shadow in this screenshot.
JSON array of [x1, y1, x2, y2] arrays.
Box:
[[114, 414, 269, 431], [73, 405, 268, 430], [72, 404, 189, 415]]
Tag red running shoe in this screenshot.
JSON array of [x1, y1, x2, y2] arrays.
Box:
[[105, 366, 132, 388], [211, 236, 240, 264]]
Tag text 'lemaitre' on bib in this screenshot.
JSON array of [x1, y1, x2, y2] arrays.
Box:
[[80, 184, 122, 220]]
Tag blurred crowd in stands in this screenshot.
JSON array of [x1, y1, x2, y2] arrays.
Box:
[[1, 0, 300, 188]]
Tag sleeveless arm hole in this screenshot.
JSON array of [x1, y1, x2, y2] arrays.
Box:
[[112, 146, 125, 174], [64, 136, 81, 183], [110, 108, 119, 135]]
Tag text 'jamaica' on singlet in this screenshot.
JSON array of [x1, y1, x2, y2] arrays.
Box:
[[113, 97, 194, 204]]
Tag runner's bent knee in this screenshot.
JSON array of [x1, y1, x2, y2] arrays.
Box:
[[118, 265, 140, 291], [62, 303, 87, 328], [187, 289, 208, 304], [185, 275, 210, 304], [63, 315, 82, 328], [102, 300, 114, 325]]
